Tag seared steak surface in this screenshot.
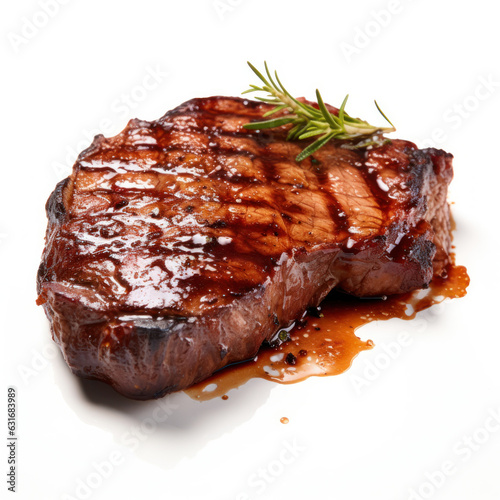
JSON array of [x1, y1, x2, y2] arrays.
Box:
[[37, 96, 453, 399]]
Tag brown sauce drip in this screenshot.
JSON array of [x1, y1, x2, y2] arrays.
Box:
[[185, 263, 469, 401]]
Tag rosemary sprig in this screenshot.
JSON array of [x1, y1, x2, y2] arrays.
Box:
[[242, 62, 396, 162]]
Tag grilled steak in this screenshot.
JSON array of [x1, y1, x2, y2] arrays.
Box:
[[37, 96, 453, 399]]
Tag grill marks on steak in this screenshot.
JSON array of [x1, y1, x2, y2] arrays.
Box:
[[37, 96, 453, 398]]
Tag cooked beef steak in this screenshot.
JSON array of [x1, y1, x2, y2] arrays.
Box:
[[37, 96, 453, 399]]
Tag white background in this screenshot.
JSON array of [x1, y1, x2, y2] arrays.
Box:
[[1, 1, 500, 499]]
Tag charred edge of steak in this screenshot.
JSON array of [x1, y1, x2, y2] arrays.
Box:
[[40, 249, 342, 399]]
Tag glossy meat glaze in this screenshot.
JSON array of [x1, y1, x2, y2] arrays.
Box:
[[37, 96, 453, 398]]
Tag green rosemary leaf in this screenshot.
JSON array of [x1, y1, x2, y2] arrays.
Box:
[[263, 104, 288, 117], [289, 122, 309, 141], [286, 124, 301, 141], [247, 61, 271, 88], [374, 100, 395, 128], [315, 89, 339, 129], [264, 61, 280, 92], [254, 96, 281, 104], [298, 128, 328, 140], [338, 94, 349, 124], [308, 120, 330, 130], [243, 117, 296, 130], [296, 133, 335, 162], [242, 85, 262, 94]]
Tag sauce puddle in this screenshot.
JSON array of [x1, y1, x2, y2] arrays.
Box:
[[186, 263, 469, 401]]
